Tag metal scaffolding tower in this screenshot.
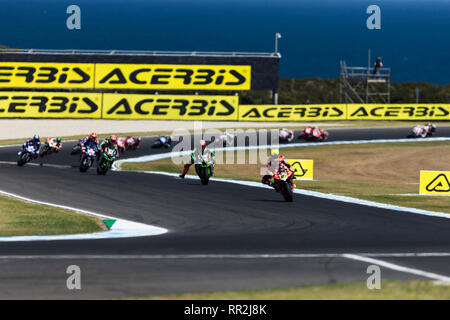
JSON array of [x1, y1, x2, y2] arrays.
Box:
[[339, 60, 391, 103]]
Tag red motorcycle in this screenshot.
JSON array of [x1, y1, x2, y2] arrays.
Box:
[[125, 136, 142, 151], [117, 137, 127, 153], [272, 166, 295, 202], [299, 127, 328, 142]]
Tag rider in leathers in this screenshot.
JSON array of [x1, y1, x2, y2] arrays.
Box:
[[262, 149, 292, 187], [179, 140, 215, 179]]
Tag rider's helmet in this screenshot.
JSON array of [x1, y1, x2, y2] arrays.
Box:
[[110, 135, 117, 143], [33, 134, 40, 141], [56, 137, 62, 143], [137, 136, 142, 142], [427, 122, 437, 132], [90, 132, 98, 140], [271, 148, 279, 158], [200, 139, 207, 150]]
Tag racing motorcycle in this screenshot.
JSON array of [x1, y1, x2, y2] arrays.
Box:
[[117, 137, 127, 153], [272, 166, 295, 202], [71, 139, 83, 155], [97, 147, 117, 175], [79, 146, 97, 172], [195, 153, 214, 185], [17, 142, 39, 166], [39, 139, 61, 157], [125, 136, 142, 151], [279, 128, 294, 143], [299, 127, 328, 142], [152, 136, 171, 149], [407, 124, 436, 138]]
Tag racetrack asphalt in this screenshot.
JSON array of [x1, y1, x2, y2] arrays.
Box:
[[0, 126, 449, 299]]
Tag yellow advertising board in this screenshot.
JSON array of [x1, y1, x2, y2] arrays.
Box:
[[0, 62, 250, 90], [286, 159, 314, 180], [102, 93, 239, 120], [347, 104, 450, 120], [95, 64, 251, 90], [419, 171, 450, 195], [239, 104, 347, 121], [0, 91, 102, 118], [0, 62, 95, 89]]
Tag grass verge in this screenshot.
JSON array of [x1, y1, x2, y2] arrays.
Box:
[[133, 280, 450, 300], [0, 195, 106, 236], [122, 140, 450, 214]]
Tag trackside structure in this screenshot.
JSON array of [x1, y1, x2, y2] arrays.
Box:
[[339, 60, 391, 103]]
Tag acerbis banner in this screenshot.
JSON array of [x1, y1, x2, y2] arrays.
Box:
[[286, 159, 314, 180], [419, 171, 450, 195], [0, 62, 251, 90], [95, 64, 251, 90], [102, 93, 239, 120], [239, 104, 347, 121], [1, 95, 449, 120], [0, 62, 95, 89], [0, 91, 102, 118], [347, 104, 450, 120]]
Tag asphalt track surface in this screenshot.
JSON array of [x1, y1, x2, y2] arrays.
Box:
[[0, 126, 449, 299]]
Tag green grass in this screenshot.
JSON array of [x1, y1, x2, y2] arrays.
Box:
[[133, 280, 450, 300], [0, 195, 106, 236]]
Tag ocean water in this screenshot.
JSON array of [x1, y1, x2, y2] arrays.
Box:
[[0, 0, 449, 84]]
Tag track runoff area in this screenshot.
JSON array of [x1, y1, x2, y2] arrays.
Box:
[[0, 126, 449, 299]]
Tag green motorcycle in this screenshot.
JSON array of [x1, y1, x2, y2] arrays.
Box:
[[97, 147, 117, 176], [194, 153, 214, 185]]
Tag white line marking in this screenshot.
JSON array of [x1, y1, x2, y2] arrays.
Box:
[[0, 252, 447, 259], [343, 254, 450, 283], [113, 136, 450, 168], [143, 171, 450, 220], [0, 189, 168, 241]]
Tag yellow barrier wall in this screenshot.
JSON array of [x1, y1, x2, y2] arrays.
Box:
[[0, 62, 251, 90], [347, 104, 450, 120], [102, 93, 239, 120], [0, 93, 449, 121], [0, 91, 102, 118], [0, 62, 95, 89], [239, 104, 347, 121], [95, 64, 251, 90]]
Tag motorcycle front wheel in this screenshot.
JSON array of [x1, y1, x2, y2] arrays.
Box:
[[279, 181, 294, 202]]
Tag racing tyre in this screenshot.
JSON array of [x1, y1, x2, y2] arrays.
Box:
[[280, 182, 294, 202]]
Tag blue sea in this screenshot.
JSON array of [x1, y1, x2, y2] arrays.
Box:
[[1, 0, 450, 84]]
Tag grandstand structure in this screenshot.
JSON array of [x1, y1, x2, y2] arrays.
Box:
[[339, 60, 391, 103]]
